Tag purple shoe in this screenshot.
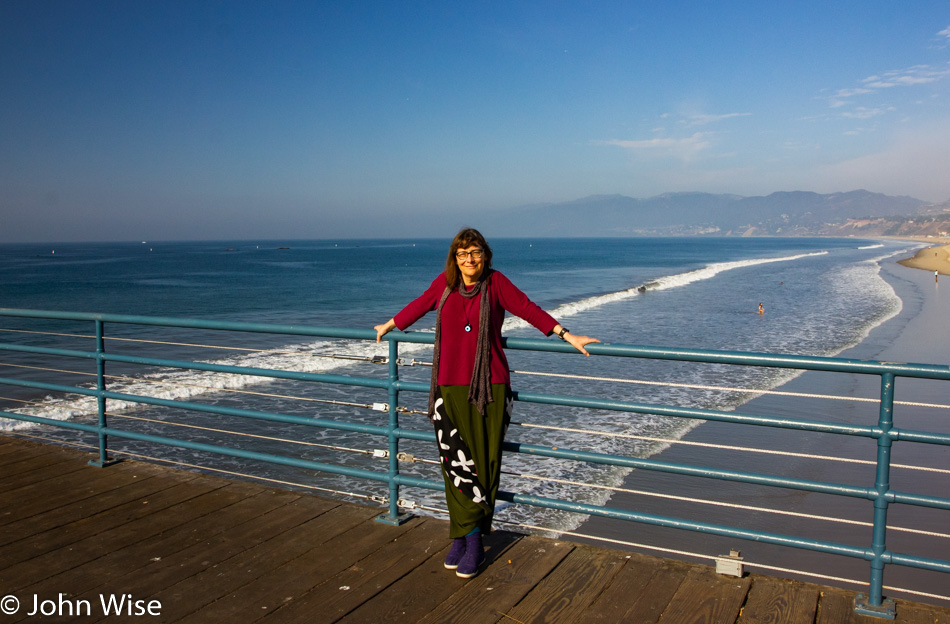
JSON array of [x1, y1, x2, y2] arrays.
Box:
[[455, 532, 484, 578], [444, 538, 466, 569]]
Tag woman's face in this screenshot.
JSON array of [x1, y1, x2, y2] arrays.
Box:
[[455, 244, 485, 285]]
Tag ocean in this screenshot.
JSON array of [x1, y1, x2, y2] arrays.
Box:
[[2, 236, 944, 599]]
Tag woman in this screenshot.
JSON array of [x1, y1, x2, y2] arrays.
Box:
[[374, 228, 599, 578]]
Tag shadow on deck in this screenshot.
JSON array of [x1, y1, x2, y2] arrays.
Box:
[[0, 436, 947, 623]]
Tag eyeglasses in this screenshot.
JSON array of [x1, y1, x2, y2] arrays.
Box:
[[456, 249, 484, 261]]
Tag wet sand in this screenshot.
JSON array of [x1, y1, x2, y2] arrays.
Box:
[[577, 256, 950, 606]]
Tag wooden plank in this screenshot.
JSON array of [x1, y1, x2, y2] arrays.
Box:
[[416, 535, 575, 624], [147, 501, 384, 623], [0, 437, 69, 460], [0, 450, 81, 483], [658, 565, 753, 624], [893, 601, 941, 624], [816, 588, 870, 624], [21, 484, 288, 600], [618, 558, 692, 624], [576, 552, 671, 624], [338, 528, 523, 624], [76, 495, 341, 623], [0, 456, 193, 544], [738, 576, 819, 624], [503, 543, 628, 623], [0, 464, 143, 524], [0, 474, 173, 546], [0, 478, 230, 589], [242, 517, 443, 624]]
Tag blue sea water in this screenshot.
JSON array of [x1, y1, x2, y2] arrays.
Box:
[[0, 236, 924, 531]]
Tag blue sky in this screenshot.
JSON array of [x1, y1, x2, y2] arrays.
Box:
[[2, 1, 949, 242]]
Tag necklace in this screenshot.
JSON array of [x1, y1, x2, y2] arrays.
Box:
[[459, 281, 482, 332], [462, 292, 475, 332]]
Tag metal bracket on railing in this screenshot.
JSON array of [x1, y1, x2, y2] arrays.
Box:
[[370, 495, 388, 505], [371, 402, 389, 412], [714, 550, 744, 577], [372, 449, 389, 459], [370, 355, 388, 364], [397, 498, 418, 510], [394, 358, 430, 367], [854, 594, 896, 619], [396, 452, 418, 463]]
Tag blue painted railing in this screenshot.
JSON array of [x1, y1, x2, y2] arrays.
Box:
[[1, 308, 948, 618]]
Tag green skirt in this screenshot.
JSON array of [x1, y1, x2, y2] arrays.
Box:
[[433, 384, 512, 538]]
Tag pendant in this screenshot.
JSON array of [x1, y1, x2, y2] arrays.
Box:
[[464, 324, 472, 332]]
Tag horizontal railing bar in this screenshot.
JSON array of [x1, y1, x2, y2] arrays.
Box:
[[513, 390, 877, 437], [0, 410, 104, 434], [498, 488, 868, 559], [505, 439, 874, 500], [893, 429, 950, 446], [0, 343, 99, 360], [100, 391, 391, 437], [887, 552, 950, 574], [501, 337, 950, 381], [0, 379, 392, 438], [4, 308, 950, 380], [100, 352, 391, 390]]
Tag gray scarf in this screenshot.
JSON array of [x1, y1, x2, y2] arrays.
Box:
[[427, 271, 493, 418]]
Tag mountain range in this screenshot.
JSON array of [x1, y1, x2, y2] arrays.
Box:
[[484, 190, 950, 238]]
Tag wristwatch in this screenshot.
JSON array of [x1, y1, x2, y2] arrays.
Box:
[[557, 327, 570, 340]]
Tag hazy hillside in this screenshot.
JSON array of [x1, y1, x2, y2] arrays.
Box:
[[487, 190, 937, 237]]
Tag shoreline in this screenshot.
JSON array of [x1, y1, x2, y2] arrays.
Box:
[[896, 242, 950, 275], [575, 255, 950, 606]]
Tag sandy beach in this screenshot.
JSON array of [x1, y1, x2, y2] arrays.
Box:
[[578, 254, 950, 606], [897, 242, 950, 275]]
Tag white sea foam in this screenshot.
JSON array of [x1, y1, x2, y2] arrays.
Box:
[[503, 250, 829, 331]]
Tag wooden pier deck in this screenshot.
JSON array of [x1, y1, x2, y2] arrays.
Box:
[[1, 436, 947, 624]]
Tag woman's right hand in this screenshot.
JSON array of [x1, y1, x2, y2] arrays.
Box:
[[374, 319, 397, 343]]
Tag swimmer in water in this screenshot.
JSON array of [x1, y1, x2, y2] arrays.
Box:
[[758, 303, 764, 315]]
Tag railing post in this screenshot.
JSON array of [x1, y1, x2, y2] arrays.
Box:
[[88, 320, 120, 467], [376, 336, 412, 525], [855, 372, 896, 619]]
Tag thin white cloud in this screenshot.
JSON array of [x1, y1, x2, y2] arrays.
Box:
[[861, 65, 950, 88], [841, 106, 887, 119], [834, 64, 950, 100], [599, 133, 711, 161], [939, 25, 950, 41], [683, 112, 751, 127]]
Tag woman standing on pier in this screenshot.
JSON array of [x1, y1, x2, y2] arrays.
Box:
[[375, 227, 599, 578]]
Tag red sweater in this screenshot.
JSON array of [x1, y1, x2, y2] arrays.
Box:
[[393, 271, 559, 386]]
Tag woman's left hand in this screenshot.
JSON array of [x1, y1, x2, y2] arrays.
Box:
[[565, 333, 600, 356], [550, 325, 600, 356]]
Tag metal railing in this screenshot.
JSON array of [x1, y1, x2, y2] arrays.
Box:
[[1, 307, 948, 619]]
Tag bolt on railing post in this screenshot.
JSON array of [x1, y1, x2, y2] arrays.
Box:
[[89, 320, 119, 467], [855, 372, 897, 619], [376, 336, 412, 525]]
